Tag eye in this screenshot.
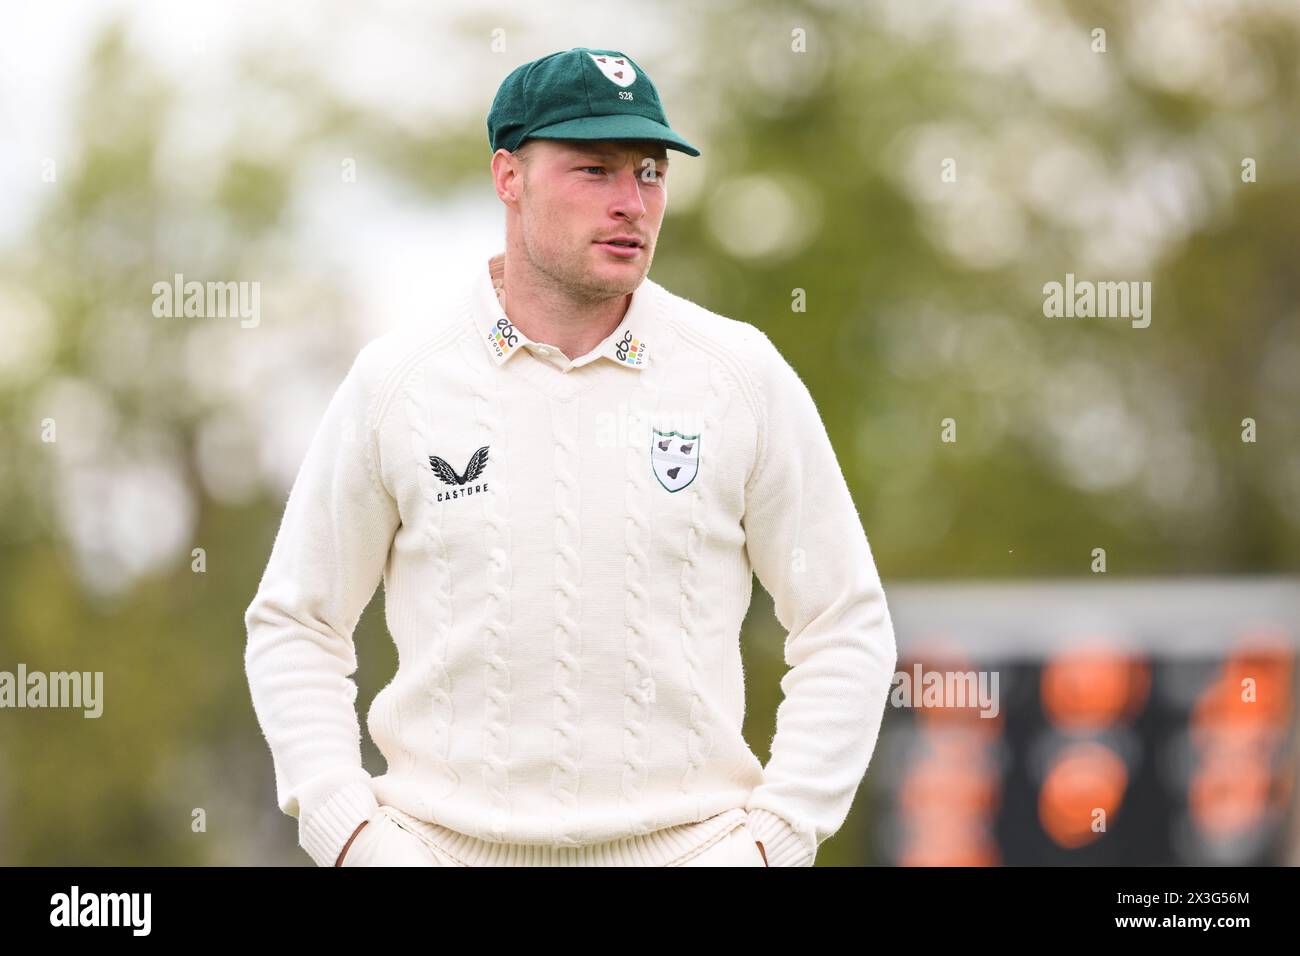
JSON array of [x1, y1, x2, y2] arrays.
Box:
[[579, 166, 604, 175]]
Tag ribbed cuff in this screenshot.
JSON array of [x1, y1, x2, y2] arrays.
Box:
[[300, 780, 381, 868], [745, 808, 816, 867]]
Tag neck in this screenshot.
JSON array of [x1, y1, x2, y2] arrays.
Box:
[[489, 251, 633, 361]]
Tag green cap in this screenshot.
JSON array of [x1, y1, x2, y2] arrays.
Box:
[[487, 47, 701, 157]]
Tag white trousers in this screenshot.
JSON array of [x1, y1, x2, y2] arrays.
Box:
[[340, 805, 769, 867]]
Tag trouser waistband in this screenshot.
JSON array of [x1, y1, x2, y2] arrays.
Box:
[[383, 805, 748, 866]]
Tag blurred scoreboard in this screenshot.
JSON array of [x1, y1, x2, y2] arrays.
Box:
[[875, 577, 1300, 866]]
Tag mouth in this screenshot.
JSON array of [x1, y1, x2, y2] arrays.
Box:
[[595, 237, 643, 258]]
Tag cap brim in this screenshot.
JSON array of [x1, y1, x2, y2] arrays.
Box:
[[526, 113, 701, 157]]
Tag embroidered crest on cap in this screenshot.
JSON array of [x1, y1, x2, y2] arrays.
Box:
[[588, 53, 636, 88]]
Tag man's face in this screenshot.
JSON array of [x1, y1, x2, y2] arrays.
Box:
[[509, 138, 669, 300]]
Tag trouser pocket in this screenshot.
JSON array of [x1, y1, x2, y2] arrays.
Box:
[[382, 807, 465, 866], [676, 822, 769, 867], [341, 807, 455, 867]]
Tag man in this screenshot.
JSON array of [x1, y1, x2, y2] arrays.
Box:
[[244, 46, 897, 867]]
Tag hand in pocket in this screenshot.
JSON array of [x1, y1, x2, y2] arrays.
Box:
[[339, 809, 444, 866]]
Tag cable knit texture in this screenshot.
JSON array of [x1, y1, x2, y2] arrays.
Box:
[[244, 251, 897, 867]]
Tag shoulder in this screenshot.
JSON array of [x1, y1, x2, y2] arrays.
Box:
[[653, 280, 800, 415], [347, 308, 471, 425], [355, 310, 467, 378], [655, 274, 785, 387], [654, 280, 773, 359]]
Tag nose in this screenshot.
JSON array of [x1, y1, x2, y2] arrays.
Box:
[[609, 165, 649, 220]]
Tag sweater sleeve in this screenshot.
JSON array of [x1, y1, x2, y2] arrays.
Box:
[[243, 341, 399, 867], [739, 328, 898, 867]]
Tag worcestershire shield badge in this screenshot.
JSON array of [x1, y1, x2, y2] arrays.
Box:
[[651, 429, 700, 492], [588, 52, 637, 88]]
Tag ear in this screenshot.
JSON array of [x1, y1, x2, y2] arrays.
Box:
[[490, 148, 525, 205]]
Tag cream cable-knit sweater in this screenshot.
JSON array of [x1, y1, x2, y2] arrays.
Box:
[[243, 251, 897, 867]]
